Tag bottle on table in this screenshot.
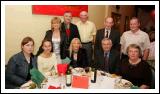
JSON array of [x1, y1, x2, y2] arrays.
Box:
[[91, 67, 97, 83], [66, 66, 72, 87]]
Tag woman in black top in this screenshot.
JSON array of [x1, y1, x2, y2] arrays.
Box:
[[66, 38, 89, 68], [36, 17, 67, 59], [117, 44, 152, 89]]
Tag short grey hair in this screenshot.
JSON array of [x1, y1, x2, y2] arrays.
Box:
[[101, 38, 112, 44]]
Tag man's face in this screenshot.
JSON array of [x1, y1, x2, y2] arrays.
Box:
[[102, 40, 112, 52], [129, 19, 140, 32], [104, 18, 114, 30], [80, 11, 88, 23], [64, 13, 72, 24]]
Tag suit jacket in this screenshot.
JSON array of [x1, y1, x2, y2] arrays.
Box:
[[36, 30, 67, 59], [94, 49, 120, 74], [94, 28, 120, 58], [61, 22, 81, 47], [66, 48, 89, 68], [5, 51, 37, 89]]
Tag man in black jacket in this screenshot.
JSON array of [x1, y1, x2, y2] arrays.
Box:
[[61, 11, 81, 48], [94, 38, 120, 74], [94, 17, 120, 65]]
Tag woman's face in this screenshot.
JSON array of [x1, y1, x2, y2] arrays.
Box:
[[128, 47, 140, 60], [22, 41, 34, 55], [42, 41, 52, 54], [51, 22, 60, 30], [72, 40, 80, 52]]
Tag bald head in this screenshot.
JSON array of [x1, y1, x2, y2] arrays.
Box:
[[79, 11, 88, 23], [104, 17, 114, 30]]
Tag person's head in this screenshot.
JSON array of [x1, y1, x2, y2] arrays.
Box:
[[79, 11, 88, 23], [129, 17, 140, 32], [63, 11, 72, 24], [149, 31, 155, 42], [101, 38, 112, 52], [41, 39, 53, 54], [127, 44, 142, 61], [69, 38, 82, 57], [51, 17, 61, 31], [104, 17, 114, 30], [21, 36, 34, 55]]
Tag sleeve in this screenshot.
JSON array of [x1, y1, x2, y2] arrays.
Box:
[[91, 23, 97, 36], [144, 33, 151, 50], [75, 25, 81, 41], [142, 63, 152, 87], [5, 56, 26, 86]]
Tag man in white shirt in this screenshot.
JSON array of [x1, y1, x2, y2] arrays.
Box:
[[76, 11, 97, 66], [120, 17, 150, 60]]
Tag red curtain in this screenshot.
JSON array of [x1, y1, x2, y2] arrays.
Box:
[[32, 5, 88, 17]]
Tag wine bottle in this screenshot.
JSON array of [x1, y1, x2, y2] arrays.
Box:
[[91, 68, 97, 83], [66, 66, 72, 86]]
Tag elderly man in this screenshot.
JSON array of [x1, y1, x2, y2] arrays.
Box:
[[61, 11, 81, 48], [95, 17, 120, 64], [94, 38, 120, 74], [76, 11, 97, 66], [120, 17, 150, 60]]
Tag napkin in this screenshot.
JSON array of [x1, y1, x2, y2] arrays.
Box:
[[131, 85, 139, 89], [30, 68, 46, 88], [48, 85, 61, 89], [62, 57, 71, 64]]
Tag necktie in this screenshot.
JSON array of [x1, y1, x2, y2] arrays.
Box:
[[105, 30, 108, 38], [104, 52, 109, 72]]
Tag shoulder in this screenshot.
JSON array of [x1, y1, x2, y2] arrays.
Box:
[[139, 30, 149, 37], [71, 23, 77, 27], [79, 48, 86, 53], [8, 52, 24, 63], [46, 30, 52, 34]]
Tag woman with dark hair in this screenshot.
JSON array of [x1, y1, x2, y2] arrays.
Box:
[[37, 39, 57, 78], [117, 44, 152, 89], [36, 17, 67, 63], [5, 37, 37, 89]]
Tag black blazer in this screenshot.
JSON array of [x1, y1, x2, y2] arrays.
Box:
[[36, 30, 67, 59], [94, 49, 120, 74], [94, 28, 120, 57], [61, 22, 81, 47], [66, 48, 89, 68]]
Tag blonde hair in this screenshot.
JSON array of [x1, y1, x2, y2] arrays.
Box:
[[51, 17, 61, 30], [126, 44, 142, 57], [69, 38, 82, 57]]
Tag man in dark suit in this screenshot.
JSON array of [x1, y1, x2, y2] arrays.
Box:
[[61, 11, 81, 48], [94, 38, 120, 74], [94, 17, 120, 61]]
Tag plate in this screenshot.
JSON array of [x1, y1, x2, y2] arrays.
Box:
[[72, 67, 84, 75], [114, 79, 133, 89], [20, 81, 33, 89]]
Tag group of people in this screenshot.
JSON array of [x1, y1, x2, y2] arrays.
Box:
[[5, 11, 154, 89]]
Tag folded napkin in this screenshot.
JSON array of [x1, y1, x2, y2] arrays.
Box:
[[30, 68, 46, 88], [131, 85, 139, 89], [48, 85, 61, 89], [62, 57, 71, 64]]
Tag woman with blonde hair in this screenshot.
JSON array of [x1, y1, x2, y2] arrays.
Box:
[[37, 17, 67, 63], [66, 38, 89, 68]]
